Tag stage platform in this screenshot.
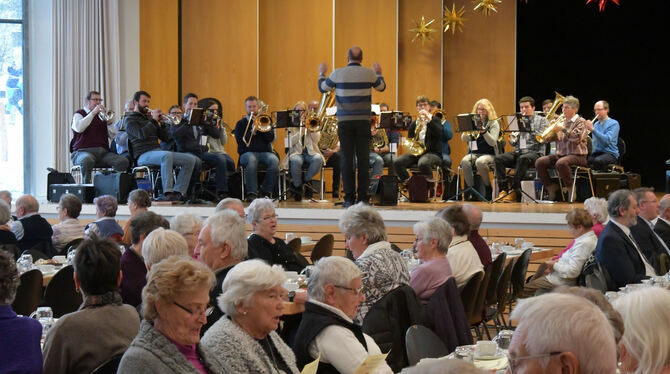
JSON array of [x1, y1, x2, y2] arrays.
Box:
[[37, 199, 582, 231]]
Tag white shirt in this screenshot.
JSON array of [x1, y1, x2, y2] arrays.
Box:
[[547, 230, 597, 286], [71, 106, 117, 140], [446, 235, 484, 288], [611, 218, 656, 277], [307, 299, 392, 374]]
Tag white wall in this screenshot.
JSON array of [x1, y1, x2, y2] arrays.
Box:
[[25, 0, 141, 199]]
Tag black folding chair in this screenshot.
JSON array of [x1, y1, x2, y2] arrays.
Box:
[[310, 234, 334, 263], [43, 265, 83, 317], [11, 269, 43, 316], [405, 325, 449, 366]]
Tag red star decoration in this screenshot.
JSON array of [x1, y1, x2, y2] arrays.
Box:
[[586, 0, 620, 12]]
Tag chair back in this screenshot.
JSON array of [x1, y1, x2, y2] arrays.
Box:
[[510, 248, 532, 300], [43, 265, 83, 317], [59, 237, 84, 256], [458, 271, 484, 325], [485, 253, 507, 306], [617, 137, 626, 164], [469, 263, 493, 325], [11, 269, 43, 316], [310, 234, 334, 263], [427, 277, 472, 352], [287, 237, 302, 254], [90, 354, 124, 374], [22, 248, 49, 261], [405, 325, 449, 366], [496, 260, 515, 314]]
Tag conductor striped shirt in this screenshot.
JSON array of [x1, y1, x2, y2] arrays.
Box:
[[318, 62, 386, 122]]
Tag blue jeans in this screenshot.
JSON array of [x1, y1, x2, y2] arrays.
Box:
[[137, 150, 197, 195], [195, 152, 235, 193], [239, 151, 279, 195], [289, 150, 324, 188]]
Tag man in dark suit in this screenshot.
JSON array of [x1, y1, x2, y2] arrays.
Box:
[[654, 194, 670, 248], [595, 189, 656, 289], [630, 187, 670, 272], [9, 195, 54, 255]]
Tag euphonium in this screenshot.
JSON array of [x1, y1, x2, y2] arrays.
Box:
[[402, 113, 427, 156], [370, 115, 388, 150], [308, 90, 335, 132], [318, 115, 339, 151], [535, 92, 565, 143]]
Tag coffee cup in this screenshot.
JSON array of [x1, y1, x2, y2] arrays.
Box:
[[476, 340, 498, 356], [300, 236, 312, 244]]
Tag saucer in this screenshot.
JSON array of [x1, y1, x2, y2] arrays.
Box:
[[474, 351, 505, 360]]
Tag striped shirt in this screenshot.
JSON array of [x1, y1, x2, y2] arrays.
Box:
[[319, 62, 386, 121]]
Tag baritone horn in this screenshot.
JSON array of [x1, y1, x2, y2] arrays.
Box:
[[535, 92, 565, 143]]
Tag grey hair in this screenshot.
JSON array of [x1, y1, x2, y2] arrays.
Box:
[[16, 195, 38, 214], [413, 217, 453, 254], [338, 202, 387, 244], [461, 203, 483, 230], [216, 197, 244, 212], [246, 198, 275, 224], [94, 195, 118, 217], [608, 189, 634, 218], [204, 210, 248, 261], [660, 195, 670, 217], [612, 287, 670, 374], [632, 187, 654, 204], [583, 197, 608, 224], [128, 189, 152, 208], [308, 257, 362, 301], [0, 200, 10, 225], [170, 213, 203, 236], [141, 228, 189, 268], [217, 259, 286, 318], [510, 293, 617, 374], [59, 193, 82, 219], [563, 95, 580, 110], [0, 190, 10, 202]]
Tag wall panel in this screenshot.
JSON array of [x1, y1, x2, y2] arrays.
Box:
[[443, 0, 516, 172], [334, 0, 397, 108], [182, 0, 258, 161], [139, 0, 179, 112]]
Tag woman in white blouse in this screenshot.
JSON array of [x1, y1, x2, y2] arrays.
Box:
[[436, 205, 483, 289]]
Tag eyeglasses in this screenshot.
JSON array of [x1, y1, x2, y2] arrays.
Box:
[[334, 285, 364, 295], [506, 351, 562, 373], [173, 301, 207, 317], [261, 214, 278, 221]]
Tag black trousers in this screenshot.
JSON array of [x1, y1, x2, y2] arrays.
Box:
[[338, 120, 371, 202], [494, 151, 540, 190], [588, 151, 618, 171], [324, 151, 342, 197]]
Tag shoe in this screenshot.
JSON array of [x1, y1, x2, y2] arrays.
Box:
[[259, 190, 272, 199], [496, 190, 509, 200], [304, 185, 313, 199], [155, 193, 170, 201], [503, 190, 518, 202], [245, 193, 258, 203], [342, 200, 354, 208], [332, 192, 340, 199], [292, 185, 302, 202], [484, 186, 493, 200]]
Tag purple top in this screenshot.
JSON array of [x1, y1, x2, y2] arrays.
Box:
[[120, 248, 147, 307], [410, 257, 453, 305], [0, 305, 43, 374], [165, 335, 207, 374], [468, 230, 492, 267]]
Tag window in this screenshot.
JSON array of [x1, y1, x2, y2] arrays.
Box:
[[0, 0, 24, 195]]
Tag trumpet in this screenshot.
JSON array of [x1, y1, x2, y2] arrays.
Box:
[[144, 107, 179, 125], [98, 107, 115, 122]]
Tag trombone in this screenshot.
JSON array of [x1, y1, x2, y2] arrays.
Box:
[[242, 101, 274, 147]]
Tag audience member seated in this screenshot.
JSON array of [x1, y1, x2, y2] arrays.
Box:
[[339, 202, 410, 324], [194, 210, 248, 334], [141, 228, 189, 270], [42, 237, 140, 373], [655, 194, 670, 248], [246, 198, 305, 272], [410, 217, 453, 305], [10, 194, 54, 254], [170, 213, 203, 258], [202, 260, 300, 373], [436, 206, 483, 289], [612, 287, 670, 374], [120, 211, 169, 307], [85, 195, 124, 242], [118, 256, 233, 373], [0, 251, 42, 374], [461, 203, 492, 266], [0, 201, 17, 246], [508, 293, 617, 373], [51, 193, 85, 253], [0, 190, 15, 222], [215, 197, 246, 219], [521, 208, 597, 297], [121, 189, 152, 247], [293, 256, 393, 374], [553, 197, 608, 260], [631, 187, 669, 272], [596, 189, 657, 289]]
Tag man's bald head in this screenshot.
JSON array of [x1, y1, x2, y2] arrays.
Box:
[[347, 46, 363, 63], [16, 195, 39, 218], [461, 203, 483, 231]]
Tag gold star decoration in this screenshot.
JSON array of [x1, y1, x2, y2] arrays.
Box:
[[443, 3, 466, 34], [473, 0, 502, 15], [409, 16, 437, 45]]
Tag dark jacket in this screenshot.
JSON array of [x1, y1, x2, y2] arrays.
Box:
[[426, 277, 472, 352], [247, 234, 305, 272], [171, 122, 220, 154], [234, 117, 275, 154], [408, 117, 442, 157], [595, 221, 650, 289], [125, 112, 171, 159], [654, 219, 670, 248], [630, 216, 665, 273], [361, 285, 427, 373], [202, 265, 234, 336], [17, 214, 54, 254]]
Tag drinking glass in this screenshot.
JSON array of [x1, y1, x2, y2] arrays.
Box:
[[16, 254, 33, 274], [454, 346, 474, 362], [67, 248, 77, 265], [493, 330, 514, 350]]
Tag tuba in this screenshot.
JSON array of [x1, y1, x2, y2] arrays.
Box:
[[308, 90, 335, 132], [535, 92, 565, 143], [318, 115, 339, 152]]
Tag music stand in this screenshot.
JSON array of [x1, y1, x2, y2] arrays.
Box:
[[185, 108, 204, 126], [446, 114, 488, 202]]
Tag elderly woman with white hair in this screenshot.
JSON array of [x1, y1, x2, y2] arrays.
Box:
[[293, 256, 393, 374], [202, 260, 300, 374], [118, 256, 233, 373], [142, 228, 190, 269], [410, 217, 453, 304], [553, 196, 608, 260], [170, 213, 203, 258], [0, 200, 17, 246], [612, 287, 670, 374], [246, 198, 305, 272], [85, 195, 124, 242], [436, 205, 483, 289], [339, 202, 410, 324], [51, 193, 85, 253]]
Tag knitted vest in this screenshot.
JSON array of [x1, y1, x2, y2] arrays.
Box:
[[72, 109, 110, 151]]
